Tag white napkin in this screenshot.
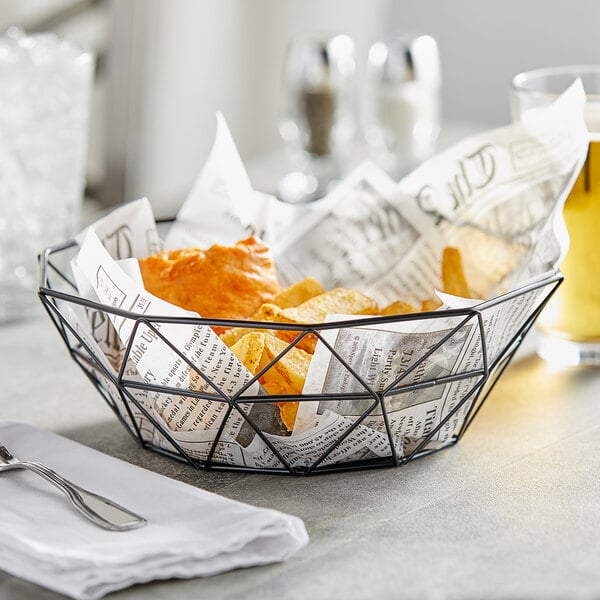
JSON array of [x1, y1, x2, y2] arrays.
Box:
[[0, 420, 308, 599]]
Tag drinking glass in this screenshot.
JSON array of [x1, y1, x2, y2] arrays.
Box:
[[511, 66, 600, 366], [364, 34, 441, 179], [278, 33, 356, 203], [0, 28, 94, 323]]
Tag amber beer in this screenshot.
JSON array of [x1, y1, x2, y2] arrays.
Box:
[[511, 66, 600, 365], [537, 141, 600, 344]]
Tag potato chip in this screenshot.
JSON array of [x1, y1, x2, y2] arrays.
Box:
[[220, 278, 325, 346], [258, 333, 311, 395], [442, 246, 471, 297], [220, 327, 247, 347], [228, 331, 310, 430], [380, 300, 417, 316], [421, 298, 443, 312], [257, 333, 312, 430], [252, 302, 284, 322], [277, 401, 300, 433], [261, 285, 378, 323], [279, 287, 379, 322], [255, 288, 379, 353], [271, 277, 325, 309], [229, 331, 265, 375], [220, 325, 274, 347]]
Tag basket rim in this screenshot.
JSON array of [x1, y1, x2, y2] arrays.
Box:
[[38, 237, 564, 331]]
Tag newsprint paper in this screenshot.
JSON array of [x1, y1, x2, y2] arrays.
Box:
[[65, 83, 588, 469]]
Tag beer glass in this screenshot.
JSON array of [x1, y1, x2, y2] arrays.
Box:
[[511, 66, 600, 366]]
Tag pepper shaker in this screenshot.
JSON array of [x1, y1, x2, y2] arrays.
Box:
[[278, 33, 356, 203]]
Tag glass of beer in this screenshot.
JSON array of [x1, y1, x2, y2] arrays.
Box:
[[511, 66, 600, 366]]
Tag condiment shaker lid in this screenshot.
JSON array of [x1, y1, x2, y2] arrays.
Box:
[[368, 34, 441, 90]]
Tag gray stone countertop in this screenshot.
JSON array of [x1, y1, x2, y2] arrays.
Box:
[[1, 307, 600, 599]]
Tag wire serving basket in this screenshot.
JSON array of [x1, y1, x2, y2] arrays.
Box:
[[38, 238, 562, 476]]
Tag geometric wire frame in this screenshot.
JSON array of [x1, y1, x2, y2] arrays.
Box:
[[38, 238, 563, 476]]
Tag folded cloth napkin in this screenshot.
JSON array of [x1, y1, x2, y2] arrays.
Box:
[[0, 420, 308, 599]]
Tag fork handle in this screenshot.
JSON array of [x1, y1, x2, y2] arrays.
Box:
[[9, 461, 147, 531]]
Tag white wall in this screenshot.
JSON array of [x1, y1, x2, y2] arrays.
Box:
[[6, 1, 598, 215], [124, 0, 392, 215], [388, 0, 600, 126], [126, 0, 600, 216]]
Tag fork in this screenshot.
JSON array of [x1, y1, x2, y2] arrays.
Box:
[[0, 441, 147, 531]]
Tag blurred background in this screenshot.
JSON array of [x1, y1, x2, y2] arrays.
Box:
[[2, 0, 599, 217]]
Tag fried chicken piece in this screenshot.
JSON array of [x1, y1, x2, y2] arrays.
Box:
[[139, 236, 281, 333]]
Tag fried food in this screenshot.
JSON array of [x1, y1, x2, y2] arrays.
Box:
[[442, 246, 471, 297], [276, 402, 300, 433], [380, 300, 417, 316], [220, 325, 266, 347], [138, 236, 280, 334], [421, 298, 443, 312], [229, 331, 310, 431], [143, 238, 473, 432], [259, 333, 311, 395], [229, 331, 265, 375], [272, 287, 379, 322], [255, 287, 378, 327], [271, 277, 325, 309], [260, 333, 310, 431], [219, 277, 326, 346], [256, 287, 379, 353]]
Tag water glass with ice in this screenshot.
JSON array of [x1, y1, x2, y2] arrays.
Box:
[[0, 28, 94, 323]]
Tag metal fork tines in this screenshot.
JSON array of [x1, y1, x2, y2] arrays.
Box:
[[0, 441, 147, 531]]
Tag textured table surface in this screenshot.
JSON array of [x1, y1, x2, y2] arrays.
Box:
[[1, 307, 600, 600]]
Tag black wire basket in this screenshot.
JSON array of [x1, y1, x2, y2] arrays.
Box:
[[38, 238, 562, 476]]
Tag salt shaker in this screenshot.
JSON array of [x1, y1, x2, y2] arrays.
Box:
[[364, 34, 441, 179]]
